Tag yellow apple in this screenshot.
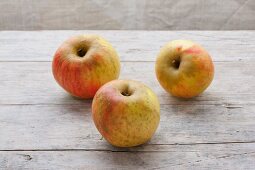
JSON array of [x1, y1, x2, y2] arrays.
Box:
[[155, 40, 214, 98], [92, 80, 160, 147], [52, 34, 120, 99]]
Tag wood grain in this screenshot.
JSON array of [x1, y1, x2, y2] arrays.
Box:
[[0, 31, 255, 169], [0, 104, 254, 150], [1, 143, 255, 169], [0, 31, 254, 62], [0, 61, 254, 105]]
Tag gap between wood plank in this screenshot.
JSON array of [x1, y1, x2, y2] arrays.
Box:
[[1, 141, 255, 152]]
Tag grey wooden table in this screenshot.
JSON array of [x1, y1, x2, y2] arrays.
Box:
[[0, 31, 255, 169]]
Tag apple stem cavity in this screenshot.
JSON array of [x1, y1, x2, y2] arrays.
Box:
[[172, 58, 180, 69], [121, 86, 132, 97], [77, 48, 87, 57]]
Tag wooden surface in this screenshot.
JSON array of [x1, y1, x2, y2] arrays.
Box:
[[0, 31, 255, 169]]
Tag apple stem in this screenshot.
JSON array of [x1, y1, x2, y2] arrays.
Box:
[[121, 86, 132, 96], [172, 59, 180, 69], [121, 91, 131, 96], [77, 48, 87, 57]]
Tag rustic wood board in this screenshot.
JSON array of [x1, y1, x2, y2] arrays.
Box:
[[0, 31, 254, 169], [0, 104, 255, 150], [0, 31, 254, 62], [1, 143, 255, 170], [0, 61, 255, 105]]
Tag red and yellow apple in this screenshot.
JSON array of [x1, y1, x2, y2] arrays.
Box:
[[52, 34, 120, 99], [155, 40, 214, 98], [92, 80, 160, 147]]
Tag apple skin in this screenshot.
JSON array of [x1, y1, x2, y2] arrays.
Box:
[[155, 40, 214, 98], [52, 35, 120, 99], [92, 80, 160, 147]]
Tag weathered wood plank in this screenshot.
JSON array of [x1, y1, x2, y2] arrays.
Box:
[[1, 143, 255, 169], [0, 31, 255, 62], [0, 61, 254, 105], [0, 104, 254, 150]]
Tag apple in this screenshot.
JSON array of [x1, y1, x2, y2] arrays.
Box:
[[92, 80, 160, 147], [155, 40, 214, 98], [52, 34, 120, 99]]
